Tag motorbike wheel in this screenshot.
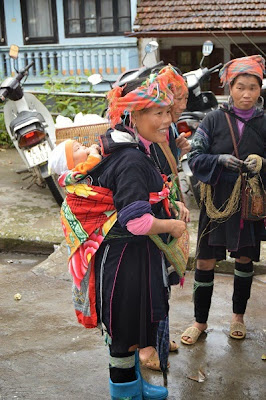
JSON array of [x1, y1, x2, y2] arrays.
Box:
[[45, 176, 64, 206], [189, 175, 201, 207]]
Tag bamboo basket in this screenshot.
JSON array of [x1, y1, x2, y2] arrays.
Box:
[[55, 122, 110, 146]]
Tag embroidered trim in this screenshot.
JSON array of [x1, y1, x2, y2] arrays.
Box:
[[109, 354, 135, 369], [100, 244, 110, 333], [194, 279, 214, 293], [234, 269, 254, 278]]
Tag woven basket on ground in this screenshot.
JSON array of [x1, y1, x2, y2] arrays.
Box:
[[55, 123, 110, 146]]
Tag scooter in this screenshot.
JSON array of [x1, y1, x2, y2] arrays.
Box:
[[0, 45, 64, 206], [179, 41, 223, 205]]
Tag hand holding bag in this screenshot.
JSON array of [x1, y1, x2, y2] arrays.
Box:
[[149, 141, 190, 278]]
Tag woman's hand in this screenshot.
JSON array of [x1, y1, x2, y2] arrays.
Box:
[[218, 154, 243, 171], [169, 219, 187, 239], [88, 143, 101, 155], [175, 132, 191, 158], [146, 216, 186, 238], [243, 155, 261, 172], [171, 201, 190, 222]]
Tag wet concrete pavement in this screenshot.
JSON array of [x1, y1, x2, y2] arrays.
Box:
[[0, 148, 265, 272], [0, 148, 266, 399], [0, 252, 265, 400]]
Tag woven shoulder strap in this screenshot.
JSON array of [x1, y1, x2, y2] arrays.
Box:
[[158, 141, 184, 203], [158, 142, 179, 175]]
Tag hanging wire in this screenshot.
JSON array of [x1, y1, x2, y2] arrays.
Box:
[[185, 0, 245, 57], [128, 2, 236, 58], [129, 1, 264, 60], [213, 0, 266, 58]]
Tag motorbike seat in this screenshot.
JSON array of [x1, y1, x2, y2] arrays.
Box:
[[10, 111, 45, 132]]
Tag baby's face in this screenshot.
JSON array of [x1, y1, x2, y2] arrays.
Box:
[[72, 141, 90, 165]]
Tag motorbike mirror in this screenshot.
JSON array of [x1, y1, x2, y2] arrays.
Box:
[[202, 40, 213, 57], [144, 41, 159, 54], [9, 44, 19, 59], [200, 40, 213, 68], [87, 73, 103, 85], [142, 41, 159, 65]]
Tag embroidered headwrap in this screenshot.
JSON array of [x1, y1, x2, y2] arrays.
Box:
[[158, 64, 188, 96], [219, 55, 265, 87], [107, 73, 174, 128]]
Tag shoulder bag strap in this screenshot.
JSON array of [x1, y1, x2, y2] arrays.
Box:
[[158, 141, 179, 175], [224, 112, 240, 159], [224, 112, 246, 190], [158, 141, 185, 203]]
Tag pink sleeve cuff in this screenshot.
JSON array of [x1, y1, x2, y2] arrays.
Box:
[[126, 213, 154, 235]]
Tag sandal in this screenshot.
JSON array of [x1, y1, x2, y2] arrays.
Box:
[[230, 321, 246, 340], [181, 326, 204, 345], [169, 340, 179, 352], [139, 348, 170, 372]]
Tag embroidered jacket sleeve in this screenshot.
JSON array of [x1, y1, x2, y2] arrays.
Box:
[[188, 112, 221, 185], [115, 160, 153, 228]]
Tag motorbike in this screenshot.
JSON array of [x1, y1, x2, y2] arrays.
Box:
[[178, 41, 223, 205], [0, 45, 64, 206]]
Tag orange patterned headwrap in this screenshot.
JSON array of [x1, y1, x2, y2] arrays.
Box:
[[158, 65, 188, 96], [107, 73, 174, 128], [219, 55, 265, 87]]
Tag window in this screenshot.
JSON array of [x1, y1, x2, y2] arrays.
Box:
[[0, 0, 6, 45], [20, 0, 58, 44], [64, 0, 131, 37]]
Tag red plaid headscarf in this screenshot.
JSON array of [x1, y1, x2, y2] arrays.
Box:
[[158, 65, 188, 96], [107, 73, 174, 128], [219, 55, 265, 87]]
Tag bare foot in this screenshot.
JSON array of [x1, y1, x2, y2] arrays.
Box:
[[181, 322, 207, 344], [139, 346, 155, 362], [231, 313, 244, 337]]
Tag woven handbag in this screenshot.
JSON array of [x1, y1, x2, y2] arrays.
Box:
[[149, 141, 189, 278], [225, 113, 266, 221]]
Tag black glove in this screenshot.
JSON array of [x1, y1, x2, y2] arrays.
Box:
[[218, 154, 243, 171]]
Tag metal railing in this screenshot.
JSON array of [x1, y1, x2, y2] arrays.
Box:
[[0, 43, 138, 88]]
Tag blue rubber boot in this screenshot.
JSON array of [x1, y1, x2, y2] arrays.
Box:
[[135, 352, 168, 400], [109, 371, 143, 399]]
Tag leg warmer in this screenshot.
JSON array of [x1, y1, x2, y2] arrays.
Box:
[[109, 347, 136, 383], [232, 261, 253, 315], [194, 269, 214, 324]]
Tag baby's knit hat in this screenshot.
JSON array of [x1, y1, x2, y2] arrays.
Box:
[[48, 139, 75, 175]]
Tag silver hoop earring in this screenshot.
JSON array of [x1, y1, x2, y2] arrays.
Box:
[[133, 123, 139, 139], [227, 95, 234, 109], [256, 95, 264, 110]]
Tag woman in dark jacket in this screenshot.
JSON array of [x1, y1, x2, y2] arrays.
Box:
[[181, 55, 266, 345], [139, 66, 190, 371], [91, 74, 186, 399]]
